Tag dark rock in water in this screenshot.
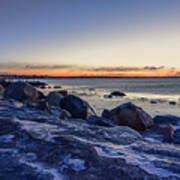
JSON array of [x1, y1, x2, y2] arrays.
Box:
[[87, 115, 114, 127], [169, 101, 176, 105], [60, 95, 96, 119], [47, 91, 63, 107], [28, 81, 47, 88], [4, 82, 39, 101], [104, 94, 112, 99], [153, 115, 180, 126], [102, 102, 153, 132], [173, 129, 180, 144], [144, 124, 174, 142], [57, 90, 68, 96], [110, 91, 126, 97], [150, 100, 157, 104], [59, 109, 72, 120], [89, 88, 95, 91], [54, 85, 61, 89]]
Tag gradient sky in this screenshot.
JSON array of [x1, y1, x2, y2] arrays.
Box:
[[0, 0, 180, 76]]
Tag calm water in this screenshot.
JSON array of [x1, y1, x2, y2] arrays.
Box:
[[41, 77, 180, 95], [16, 77, 180, 116]]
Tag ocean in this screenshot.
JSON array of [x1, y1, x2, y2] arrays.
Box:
[[26, 77, 180, 117]]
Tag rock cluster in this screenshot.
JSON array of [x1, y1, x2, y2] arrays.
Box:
[[0, 81, 180, 179]]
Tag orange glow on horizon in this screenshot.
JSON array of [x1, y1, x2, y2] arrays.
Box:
[[1, 70, 180, 78]]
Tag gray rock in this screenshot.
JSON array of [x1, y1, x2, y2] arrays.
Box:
[[60, 95, 96, 119], [4, 82, 39, 101], [47, 91, 63, 107]]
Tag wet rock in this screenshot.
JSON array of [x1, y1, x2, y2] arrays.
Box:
[[153, 115, 180, 126], [150, 100, 157, 104], [110, 91, 126, 97], [173, 129, 180, 144], [47, 91, 63, 107], [54, 85, 61, 89], [28, 81, 47, 88], [87, 115, 114, 127], [60, 95, 96, 119], [59, 109, 72, 120], [4, 82, 39, 101], [102, 102, 153, 132], [104, 94, 112, 99], [169, 101, 176, 105]]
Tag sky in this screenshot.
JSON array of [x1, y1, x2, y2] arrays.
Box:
[[0, 0, 180, 76]]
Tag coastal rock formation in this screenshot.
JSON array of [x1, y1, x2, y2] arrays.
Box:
[[0, 99, 180, 179], [102, 102, 153, 132], [60, 95, 96, 119], [4, 82, 39, 101], [110, 91, 126, 97], [47, 91, 64, 107]]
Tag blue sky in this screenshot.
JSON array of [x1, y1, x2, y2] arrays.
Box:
[[0, 0, 180, 72]]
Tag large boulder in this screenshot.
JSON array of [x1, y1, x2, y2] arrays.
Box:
[[47, 91, 63, 107], [60, 95, 96, 119], [102, 102, 153, 132], [4, 82, 39, 101]]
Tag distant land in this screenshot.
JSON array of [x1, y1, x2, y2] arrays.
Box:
[[1, 74, 180, 79]]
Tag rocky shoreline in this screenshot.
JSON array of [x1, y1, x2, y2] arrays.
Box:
[[0, 81, 180, 179]]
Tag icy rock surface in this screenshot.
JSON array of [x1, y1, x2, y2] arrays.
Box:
[[0, 99, 180, 179]]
